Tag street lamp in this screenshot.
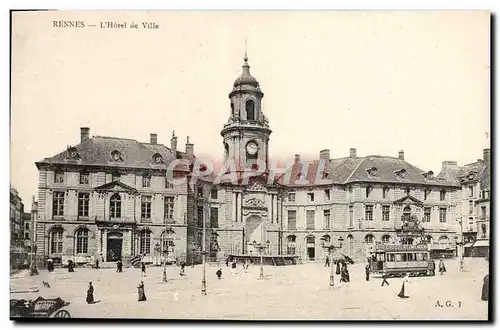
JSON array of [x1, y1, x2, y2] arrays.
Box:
[[252, 240, 270, 278], [162, 238, 174, 283], [321, 236, 342, 287]]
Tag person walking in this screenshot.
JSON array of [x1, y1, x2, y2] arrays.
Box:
[[137, 281, 147, 302], [141, 262, 147, 277], [481, 274, 489, 301], [116, 260, 123, 273], [325, 256, 330, 268], [180, 260, 187, 276], [225, 257, 229, 267], [68, 260, 74, 273], [86, 282, 94, 304], [95, 258, 100, 269], [397, 273, 410, 298], [365, 264, 370, 281], [439, 257, 446, 275], [381, 273, 390, 287], [216, 268, 223, 279]]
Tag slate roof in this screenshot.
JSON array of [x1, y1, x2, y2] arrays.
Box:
[[36, 136, 192, 171], [453, 161, 489, 190]]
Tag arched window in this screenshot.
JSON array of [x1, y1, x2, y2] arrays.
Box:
[[364, 234, 375, 244], [286, 235, 296, 255], [306, 235, 315, 244], [110, 193, 121, 218], [321, 234, 331, 245], [139, 230, 152, 255], [246, 100, 255, 121], [230, 102, 235, 117], [161, 229, 175, 255], [438, 235, 449, 249], [425, 235, 433, 243], [382, 234, 391, 244], [402, 206, 411, 222], [75, 228, 89, 254], [49, 227, 64, 254]]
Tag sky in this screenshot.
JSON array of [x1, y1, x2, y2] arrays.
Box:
[[11, 11, 490, 211]]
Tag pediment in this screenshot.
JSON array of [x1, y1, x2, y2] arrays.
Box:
[[95, 181, 138, 194], [393, 194, 423, 206]]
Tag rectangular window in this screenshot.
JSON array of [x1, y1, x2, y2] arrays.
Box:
[[424, 189, 430, 200], [306, 210, 315, 229], [165, 179, 174, 189], [78, 193, 89, 218], [197, 206, 204, 227], [210, 207, 218, 228], [424, 207, 431, 222], [469, 185, 474, 197], [80, 172, 89, 185], [439, 207, 447, 223], [349, 206, 354, 227], [382, 205, 390, 221], [307, 192, 314, 202], [324, 189, 330, 201], [481, 206, 486, 220], [469, 201, 474, 214], [24, 233, 29, 239], [25, 222, 30, 230], [142, 175, 151, 188], [210, 188, 218, 199], [51, 230, 63, 254], [382, 187, 389, 199], [141, 196, 152, 219], [112, 173, 120, 182], [440, 190, 446, 201], [288, 193, 296, 202], [405, 188, 411, 196], [197, 186, 203, 197], [323, 210, 331, 229], [52, 192, 64, 216], [365, 205, 373, 221], [164, 197, 174, 221], [287, 210, 297, 230], [54, 171, 64, 184], [366, 187, 373, 198]]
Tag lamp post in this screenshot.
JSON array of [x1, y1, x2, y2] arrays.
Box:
[[201, 200, 208, 296], [191, 243, 196, 268], [162, 226, 173, 283], [252, 240, 269, 278], [321, 236, 342, 287]]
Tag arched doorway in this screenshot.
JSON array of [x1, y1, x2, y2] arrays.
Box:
[[245, 215, 264, 253], [305, 235, 316, 261], [107, 232, 123, 261]]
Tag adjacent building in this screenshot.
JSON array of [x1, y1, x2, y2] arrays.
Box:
[[10, 187, 27, 269], [32, 54, 489, 265]]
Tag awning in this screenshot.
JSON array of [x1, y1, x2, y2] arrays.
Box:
[[464, 242, 474, 248], [472, 240, 489, 247]]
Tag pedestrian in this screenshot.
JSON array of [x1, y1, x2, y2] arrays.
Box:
[[481, 274, 489, 301], [86, 282, 94, 304], [325, 256, 330, 268], [116, 260, 122, 273], [439, 257, 446, 275], [381, 273, 390, 287], [365, 264, 370, 281], [29, 262, 39, 276], [180, 260, 187, 276], [225, 257, 229, 267], [137, 281, 147, 302], [141, 262, 147, 277], [47, 259, 54, 272], [216, 268, 223, 279], [68, 260, 74, 272], [95, 259, 100, 269], [231, 259, 237, 274], [335, 260, 341, 275], [459, 257, 464, 272], [344, 263, 351, 283], [397, 273, 410, 299]]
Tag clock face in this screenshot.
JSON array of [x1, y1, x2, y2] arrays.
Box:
[[246, 142, 259, 155]]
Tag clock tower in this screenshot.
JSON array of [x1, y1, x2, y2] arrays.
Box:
[[220, 53, 272, 171]]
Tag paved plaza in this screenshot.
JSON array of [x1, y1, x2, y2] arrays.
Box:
[[10, 258, 489, 320]]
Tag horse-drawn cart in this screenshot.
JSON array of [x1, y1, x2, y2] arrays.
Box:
[[10, 296, 71, 318]]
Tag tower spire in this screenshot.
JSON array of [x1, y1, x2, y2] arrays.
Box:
[[244, 38, 248, 62]]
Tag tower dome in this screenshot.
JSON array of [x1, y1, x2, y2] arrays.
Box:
[[233, 54, 260, 89]]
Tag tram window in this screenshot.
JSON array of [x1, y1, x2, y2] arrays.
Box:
[[377, 254, 385, 261], [398, 254, 404, 262], [388, 254, 395, 262], [422, 253, 428, 261], [416, 253, 423, 261]]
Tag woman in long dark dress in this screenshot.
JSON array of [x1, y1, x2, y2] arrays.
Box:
[[481, 274, 489, 301], [86, 282, 94, 304], [68, 260, 74, 272], [398, 274, 410, 299], [137, 281, 147, 301], [335, 261, 341, 275], [365, 264, 370, 281], [439, 258, 446, 275]]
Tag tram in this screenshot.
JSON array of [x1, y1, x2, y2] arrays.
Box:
[[369, 244, 436, 277]]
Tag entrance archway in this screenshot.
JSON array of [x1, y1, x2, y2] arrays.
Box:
[[107, 232, 123, 262], [306, 235, 315, 261], [245, 215, 264, 254]]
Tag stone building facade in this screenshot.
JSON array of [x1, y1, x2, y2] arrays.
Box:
[[33, 54, 489, 265]]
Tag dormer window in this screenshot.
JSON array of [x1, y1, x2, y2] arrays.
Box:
[[111, 150, 122, 162], [394, 168, 407, 179], [422, 171, 434, 180], [366, 167, 378, 177], [468, 171, 476, 180], [54, 171, 64, 184], [142, 173, 151, 188], [153, 153, 163, 164], [66, 146, 80, 160]]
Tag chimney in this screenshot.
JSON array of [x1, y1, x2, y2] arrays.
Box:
[[294, 154, 301, 163], [398, 150, 405, 160], [80, 127, 90, 143], [150, 133, 158, 145], [442, 160, 458, 171], [483, 148, 490, 165], [320, 149, 330, 160], [171, 131, 178, 155], [185, 136, 194, 156], [350, 148, 357, 158]]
